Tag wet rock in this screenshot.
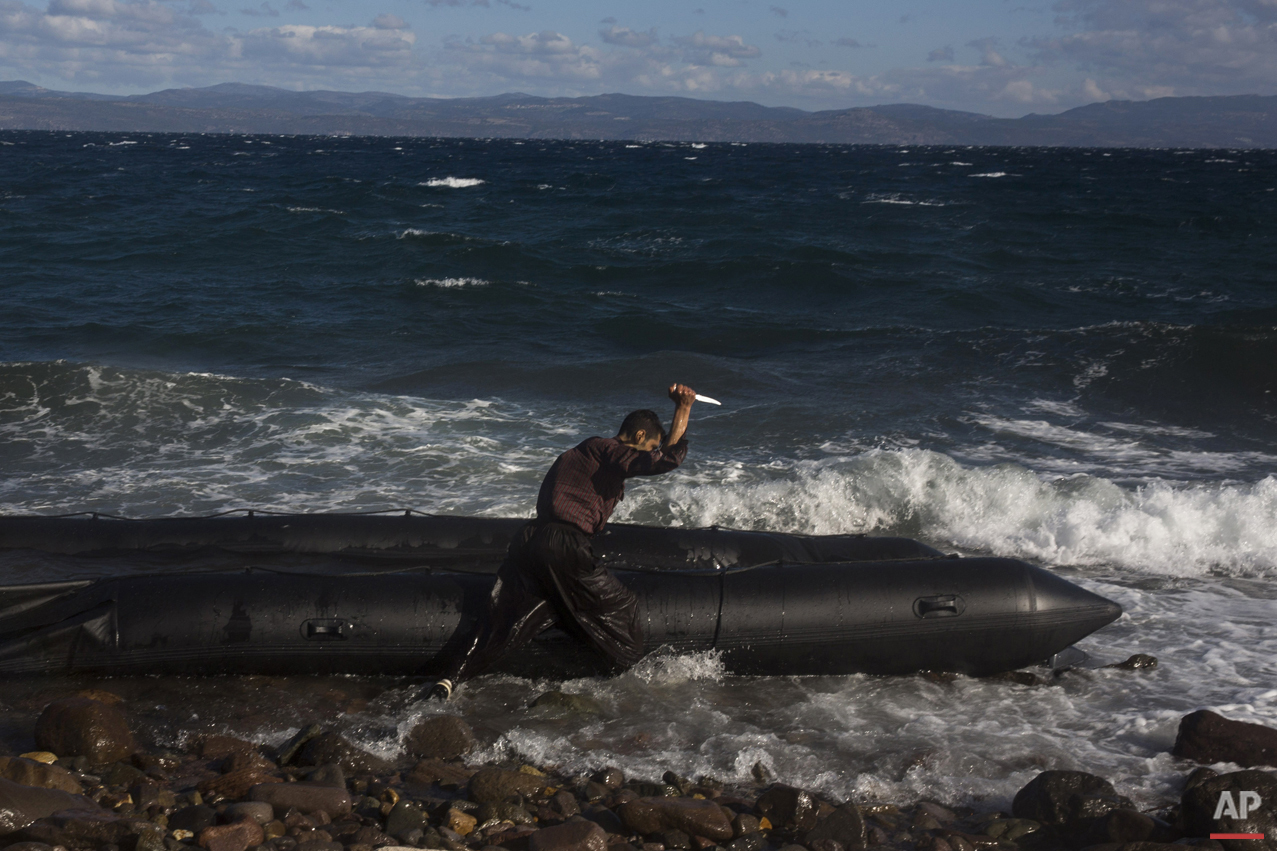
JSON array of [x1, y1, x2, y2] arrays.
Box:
[[581, 781, 610, 803], [349, 824, 394, 846], [1012, 770, 1132, 832], [529, 820, 608, 851], [1185, 768, 1220, 793], [917, 803, 956, 824], [198, 767, 279, 801], [620, 797, 734, 842], [592, 768, 625, 790], [529, 691, 605, 715], [101, 761, 146, 788], [0, 778, 99, 835], [756, 785, 819, 832], [659, 829, 692, 850], [804, 804, 867, 851], [276, 724, 323, 766], [305, 764, 345, 789], [198, 818, 265, 851], [477, 801, 536, 826], [249, 782, 352, 819], [221, 749, 275, 775], [408, 757, 475, 788], [294, 839, 342, 851], [1173, 710, 1277, 769], [1105, 654, 1158, 670], [296, 733, 390, 775], [224, 801, 275, 825], [386, 800, 430, 839], [732, 814, 760, 837], [663, 773, 694, 796], [550, 790, 581, 819], [405, 715, 476, 760], [0, 756, 83, 794], [197, 735, 259, 761], [469, 768, 549, 804], [1083, 809, 1178, 845], [1181, 769, 1277, 851], [806, 839, 843, 851], [728, 835, 768, 851], [34, 697, 137, 765], [582, 803, 624, 835], [8, 811, 150, 850], [170, 805, 218, 833], [130, 781, 176, 810]]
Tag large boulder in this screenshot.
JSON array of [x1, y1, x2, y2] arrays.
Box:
[[0, 777, 99, 835], [296, 732, 391, 774], [248, 782, 352, 819], [804, 804, 867, 851], [1173, 711, 1277, 768], [4, 810, 154, 850], [197, 818, 265, 851], [528, 820, 608, 851], [1012, 770, 1132, 835], [404, 716, 476, 760], [618, 797, 734, 841], [1181, 769, 1277, 851], [468, 768, 549, 804], [0, 757, 83, 794], [33, 697, 136, 765], [756, 784, 820, 832]]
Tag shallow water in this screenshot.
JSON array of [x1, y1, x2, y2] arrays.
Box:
[[0, 132, 1274, 810]]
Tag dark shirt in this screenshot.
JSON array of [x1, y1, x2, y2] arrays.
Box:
[[536, 436, 689, 535]]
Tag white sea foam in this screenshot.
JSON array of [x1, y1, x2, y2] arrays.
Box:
[[969, 172, 1008, 178], [286, 206, 344, 214], [862, 193, 946, 207], [618, 450, 1277, 578], [4, 366, 1275, 579], [414, 277, 488, 288], [421, 177, 485, 188]]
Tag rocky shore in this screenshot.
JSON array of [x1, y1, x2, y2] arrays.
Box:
[[0, 688, 1273, 851]]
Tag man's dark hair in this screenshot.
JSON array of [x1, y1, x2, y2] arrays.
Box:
[[618, 409, 666, 443]]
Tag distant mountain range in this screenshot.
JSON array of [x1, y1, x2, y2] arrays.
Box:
[[2, 80, 1276, 147]]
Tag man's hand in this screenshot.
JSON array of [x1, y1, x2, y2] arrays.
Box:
[[668, 383, 696, 408], [665, 383, 695, 446]]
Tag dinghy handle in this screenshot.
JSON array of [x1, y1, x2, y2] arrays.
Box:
[[913, 595, 965, 618], [302, 619, 350, 640]]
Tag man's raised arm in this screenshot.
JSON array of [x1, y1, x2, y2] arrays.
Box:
[[665, 383, 697, 446]]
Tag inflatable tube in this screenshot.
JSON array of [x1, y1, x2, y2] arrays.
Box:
[[0, 513, 1122, 678]]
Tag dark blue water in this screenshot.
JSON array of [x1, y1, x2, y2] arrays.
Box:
[[1, 132, 1274, 807]]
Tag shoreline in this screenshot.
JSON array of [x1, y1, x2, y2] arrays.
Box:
[[0, 690, 1273, 851]]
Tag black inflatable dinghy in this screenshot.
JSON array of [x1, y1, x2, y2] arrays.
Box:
[[0, 512, 1121, 678]]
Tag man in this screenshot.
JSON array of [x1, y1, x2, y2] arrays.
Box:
[[427, 383, 697, 700]]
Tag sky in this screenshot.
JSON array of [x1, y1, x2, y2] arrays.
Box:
[[0, 0, 1274, 116]]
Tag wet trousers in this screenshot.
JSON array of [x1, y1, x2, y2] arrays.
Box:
[[447, 520, 645, 682]]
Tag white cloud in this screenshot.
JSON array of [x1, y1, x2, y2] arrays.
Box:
[[598, 25, 656, 48], [672, 31, 760, 66], [0, 0, 418, 87], [372, 13, 406, 29], [1031, 0, 1277, 97]]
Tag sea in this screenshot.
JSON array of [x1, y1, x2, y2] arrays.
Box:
[[0, 131, 1274, 812]]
